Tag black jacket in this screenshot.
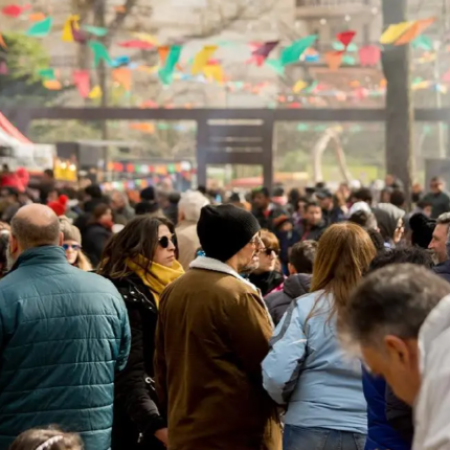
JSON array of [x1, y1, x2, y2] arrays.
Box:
[[249, 270, 284, 297], [264, 273, 312, 325], [83, 223, 113, 267], [433, 260, 450, 284], [385, 385, 414, 447], [297, 219, 327, 242], [109, 275, 165, 450], [74, 198, 109, 235]]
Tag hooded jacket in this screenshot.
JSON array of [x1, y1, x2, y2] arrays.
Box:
[[264, 274, 312, 325], [413, 295, 450, 450]]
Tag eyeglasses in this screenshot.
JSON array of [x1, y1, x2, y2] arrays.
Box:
[[158, 235, 177, 249], [261, 248, 280, 256], [62, 244, 81, 251]]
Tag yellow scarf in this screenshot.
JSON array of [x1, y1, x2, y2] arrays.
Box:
[[127, 255, 184, 306]]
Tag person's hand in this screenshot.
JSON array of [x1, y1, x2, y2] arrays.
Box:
[[154, 428, 169, 447]]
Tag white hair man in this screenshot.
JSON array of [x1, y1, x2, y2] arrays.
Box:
[[175, 190, 209, 269]]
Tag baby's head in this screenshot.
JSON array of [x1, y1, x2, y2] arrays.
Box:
[[9, 428, 82, 450]]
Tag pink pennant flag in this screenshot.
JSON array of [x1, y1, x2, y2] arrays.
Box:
[[443, 69, 450, 83], [0, 61, 8, 75], [73, 70, 90, 97], [359, 45, 381, 66]]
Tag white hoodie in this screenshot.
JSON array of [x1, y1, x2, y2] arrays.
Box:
[[413, 295, 450, 450]]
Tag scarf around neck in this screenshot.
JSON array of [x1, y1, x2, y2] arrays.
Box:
[[127, 255, 184, 306]]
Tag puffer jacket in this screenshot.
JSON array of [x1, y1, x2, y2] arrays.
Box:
[[0, 246, 131, 450], [264, 273, 312, 325]]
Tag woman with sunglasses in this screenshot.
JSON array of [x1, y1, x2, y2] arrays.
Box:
[[97, 215, 184, 450], [249, 229, 284, 296], [59, 218, 92, 271]]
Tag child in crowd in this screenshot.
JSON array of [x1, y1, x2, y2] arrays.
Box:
[[9, 428, 82, 450]]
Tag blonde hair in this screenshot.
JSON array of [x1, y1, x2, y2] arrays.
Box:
[[260, 229, 280, 252], [9, 427, 82, 450], [74, 251, 92, 272], [309, 223, 376, 322]]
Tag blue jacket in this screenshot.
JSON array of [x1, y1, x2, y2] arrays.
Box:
[[262, 291, 367, 434], [433, 260, 450, 284], [362, 369, 410, 450], [0, 246, 131, 450]]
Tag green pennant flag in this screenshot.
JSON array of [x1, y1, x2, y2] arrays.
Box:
[[342, 55, 356, 65], [89, 41, 112, 67], [304, 81, 318, 93], [280, 35, 317, 66], [27, 17, 53, 37], [83, 25, 108, 37], [265, 59, 285, 75], [412, 35, 433, 51], [38, 68, 56, 80], [297, 123, 310, 132], [158, 45, 182, 85]]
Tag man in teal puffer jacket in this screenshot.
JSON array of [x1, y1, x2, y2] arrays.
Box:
[[0, 204, 131, 450]]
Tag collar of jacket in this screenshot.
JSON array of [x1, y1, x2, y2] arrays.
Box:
[[190, 256, 258, 292], [10, 245, 67, 272]]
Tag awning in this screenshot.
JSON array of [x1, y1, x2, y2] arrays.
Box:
[[0, 111, 32, 145]]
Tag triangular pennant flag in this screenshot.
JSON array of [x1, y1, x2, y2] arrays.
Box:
[[88, 41, 112, 67], [38, 68, 56, 80], [112, 67, 132, 91], [0, 61, 8, 75], [133, 32, 159, 46], [342, 55, 356, 65], [158, 46, 170, 66], [82, 25, 108, 37], [251, 41, 279, 66], [2, 4, 30, 18], [73, 70, 90, 98], [29, 12, 46, 22], [192, 46, 217, 75], [412, 35, 433, 51], [337, 30, 356, 47], [62, 15, 79, 42], [395, 17, 435, 46], [265, 59, 285, 75], [280, 35, 317, 66], [359, 45, 381, 66], [203, 64, 224, 84], [26, 17, 52, 37], [325, 51, 343, 70], [0, 32, 6, 50], [43, 79, 62, 90], [379, 21, 414, 45], [71, 21, 87, 44], [118, 40, 153, 49], [293, 80, 307, 93], [159, 45, 182, 85], [88, 85, 102, 99], [112, 56, 130, 68]]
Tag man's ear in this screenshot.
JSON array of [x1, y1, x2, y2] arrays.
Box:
[[58, 231, 64, 246], [9, 234, 18, 255], [288, 263, 296, 275]]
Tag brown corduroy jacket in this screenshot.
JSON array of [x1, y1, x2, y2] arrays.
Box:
[[155, 258, 282, 450]]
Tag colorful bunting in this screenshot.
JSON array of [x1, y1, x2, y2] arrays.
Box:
[[293, 80, 307, 93], [118, 40, 154, 49], [359, 45, 381, 66], [2, 4, 30, 18], [395, 17, 435, 46], [280, 35, 317, 66], [203, 64, 224, 84], [412, 35, 433, 51], [43, 79, 62, 90], [159, 45, 182, 85], [325, 51, 343, 71], [250, 41, 279, 66], [62, 15, 79, 42], [73, 70, 90, 98], [38, 68, 56, 80], [192, 46, 217, 75], [337, 30, 356, 48], [112, 68, 132, 91], [88, 41, 112, 67], [265, 59, 285, 75], [379, 21, 414, 45], [158, 46, 170, 66], [26, 17, 52, 37], [88, 85, 102, 99], [112, 56, 130, 68], [83, 25, 108, 37], [0, 32, 6, 50], [71, 21, 87, 44], [129, 123, 155, 133], [133, 33, 159, 46]]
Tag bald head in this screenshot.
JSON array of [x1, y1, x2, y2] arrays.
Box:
[[11, 204, 61, 250]]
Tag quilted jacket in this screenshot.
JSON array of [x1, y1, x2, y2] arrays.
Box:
[[0, 246, 131, 450]]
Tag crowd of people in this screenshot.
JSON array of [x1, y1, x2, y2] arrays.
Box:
[[1, 168, 450, 450]]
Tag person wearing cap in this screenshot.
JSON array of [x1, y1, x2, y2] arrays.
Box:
[[316, 189, 345, 226], [59, 218, 92, 271], [155, 204, 282, 450]]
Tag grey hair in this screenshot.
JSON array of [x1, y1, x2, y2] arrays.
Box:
[[437, 212, 450, 225], [11, 212, 60, 250], [342, 264, 450, 349]]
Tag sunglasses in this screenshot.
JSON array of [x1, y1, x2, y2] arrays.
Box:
[[63, 243, 82, 251], [261, 248, 280, 256], [158, 235, 177, 249]]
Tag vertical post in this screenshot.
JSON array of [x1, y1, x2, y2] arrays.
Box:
[[196, 119, 208, 187], [262, 114, 274, 191]]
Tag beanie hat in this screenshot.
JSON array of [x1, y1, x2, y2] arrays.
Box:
[[140, 186, 156, 202], [410, 213, 436, 249], [197, 204, 260, 263], [48, 195, 68, 217], [59, 218, 82, 244]]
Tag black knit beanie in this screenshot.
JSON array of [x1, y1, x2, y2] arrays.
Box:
[[410, 213, 436, 250], [197, 204, 261, 262]]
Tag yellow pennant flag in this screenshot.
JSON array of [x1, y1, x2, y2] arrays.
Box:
[[88, 85, 102, 99], [133, 33, 159, 46], [379, 21, 414, 45], [203, 64, 224, 84], [137, 65, 159, 74], [293, 80, 307, 93], [192, 46, 217, 75], [62, 15, 80, 42]]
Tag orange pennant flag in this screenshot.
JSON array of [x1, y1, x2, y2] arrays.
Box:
[[29, 12, 46, 22], [43, 79, 62, 90], [325, 51, 343, 71], [158, 46, 170, 66], [0, 32, 6, 50], [395, 17, 435, 46], [112, 68, 132, 91]]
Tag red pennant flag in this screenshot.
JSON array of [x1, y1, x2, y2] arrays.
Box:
[[73, 70, 90, 98], [359, 45, 381, 66], [337, 30, 356, 48], [2, 4, 30, 18], [118, 40, 154, 49]]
